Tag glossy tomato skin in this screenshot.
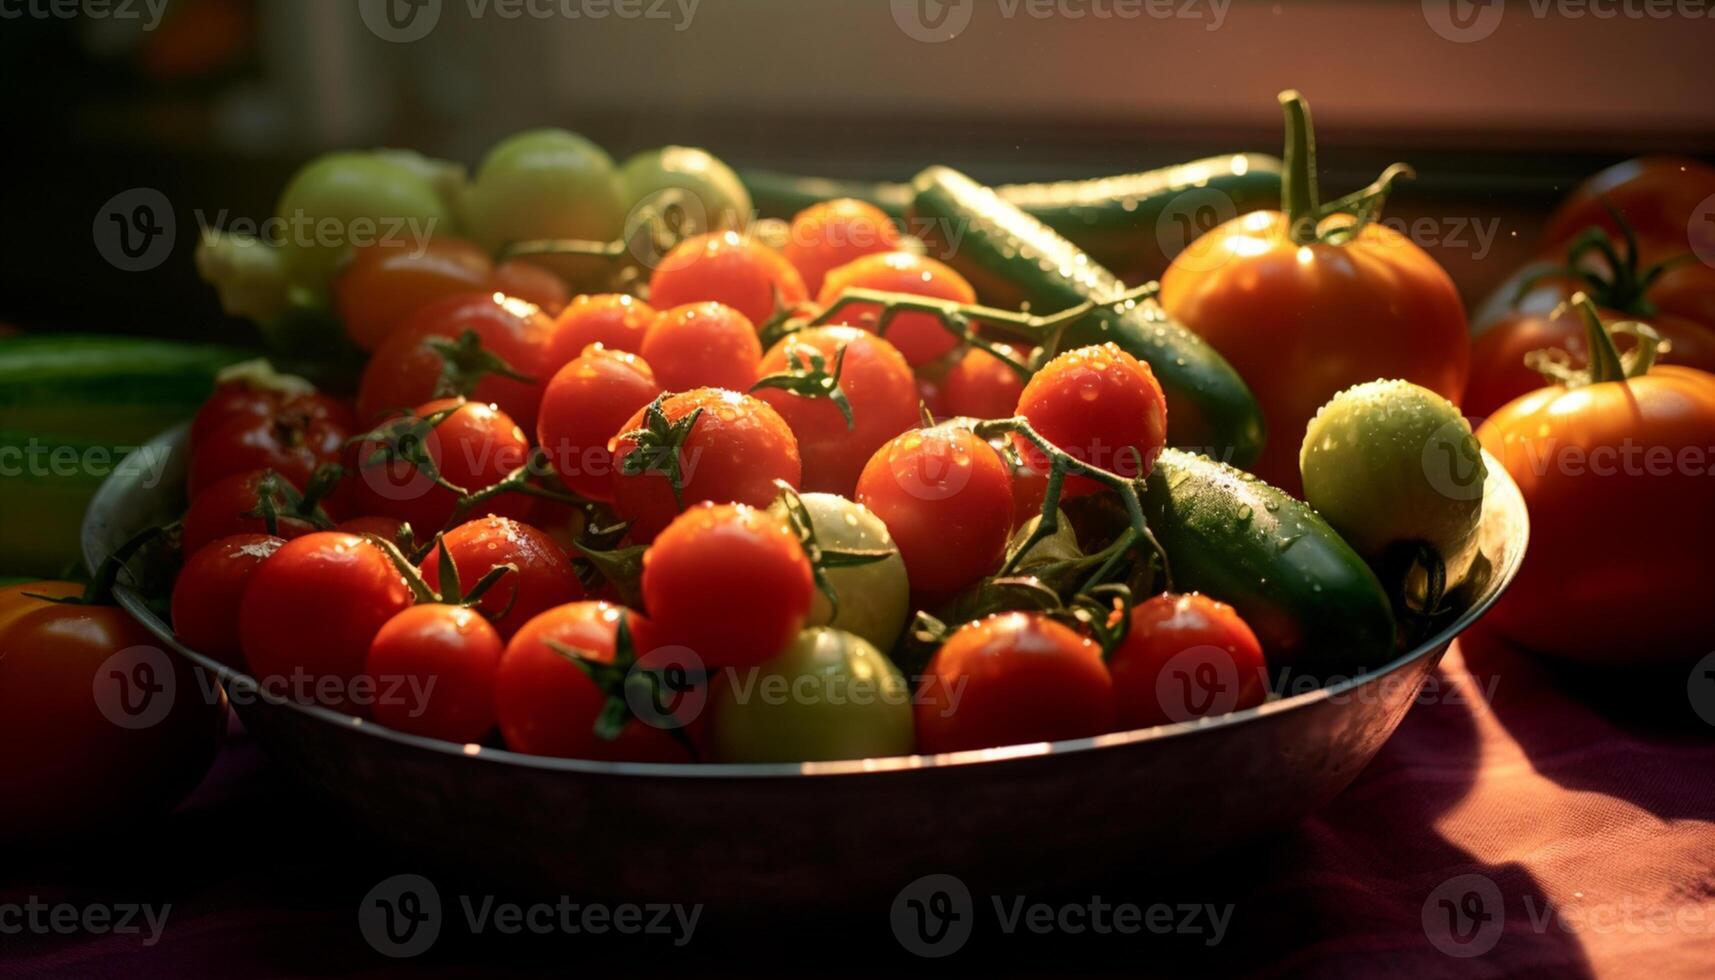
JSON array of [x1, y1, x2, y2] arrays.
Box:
[[0, 602, 224, 839], [818, 252, 974, 368], [349, 398, 534, 536], [1107, 593, 1267, 730], [855, 424, 1013, 603], [782, 198, 903, 296], [357, 292, 554, 430], [753, 325, 920, 495], [544, 293, 655, 363], [1541, 156, 1715, 254], [642, 503, 815, 669], [1477, 365, 1715, 663], [489, 259, 569, 314], [187, 394, 355, 501], [181, 468, 333, 556], [189, 381, 352, 453], [172, 534, 285, 666], [609, 388, 802, 541], [1466, 307, 1715, 419], [648, 230, 809, 326], [537, 347, 662, 502], [238, 532, 415, 711], [365, 604, 504, 743], [915, 612, 1114, 754], [1161, 213, 1469, 493], [418, 516, 583, 639], [495, 602, 694, 762], [334, 237, 493, 351], [1014, 343, 1167, 498], [640, 302, 762, 393], [943, 342, 1031, 421]]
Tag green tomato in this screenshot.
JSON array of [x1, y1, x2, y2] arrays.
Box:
[[1300, 378, 1486, 589], [712, 627, 915, 763], [619, 145, 752, 235], [464, 129, 626, 278], [768, 492, 909, 651], [273, 152, 453, 294]]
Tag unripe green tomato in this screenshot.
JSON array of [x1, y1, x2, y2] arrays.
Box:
[[712, 627, 915, 763], [1300, 379, 1486, 587], [464, 129, 627, 279], [768, 492, 909, 651], [619, 145, 752, 236], [273, 152, 454, 294]]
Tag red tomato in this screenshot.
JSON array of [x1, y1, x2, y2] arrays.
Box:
[[855, 424, 1013, 602], [781, 198, 903, 296], [915, 612, 1114, 754], [349, 398, 534, 536], [1541, 156, 1715, 255], [648, 230, 809, 326], [537, 347, 662, 502], [333, 515, 411, 546], [334, 237, 493, 351], [943, 342, 1031, 421], [640, 301, 762, 393], [171, 533, 284, 666], [181, 468, 335, 556], [752, 325, 920, 495], [1649, 260, 1715, 332], [817, 252, 974, 368], [1106, 593, 1267, 730], [1013, 343, 1167, 497], [544, 293, 655, 364], [356, 292, 554, 430], [189, 376, 352, 452], [489, 259, 569, 314], [238, 532, 415, 711], [418, 516, 583, 639], [495, 602, 694, 762], [365, 604, 504, 743], [641, 503, 814, 669], [188, 392, 355, 501], [609, 388, 802, 541]]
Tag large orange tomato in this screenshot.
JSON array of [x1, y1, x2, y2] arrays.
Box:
[[1476, 297, 1715, 664], [1160, 93, 1468, 494]]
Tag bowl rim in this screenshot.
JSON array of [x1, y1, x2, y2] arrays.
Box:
[[91, 426, 1528, 781]]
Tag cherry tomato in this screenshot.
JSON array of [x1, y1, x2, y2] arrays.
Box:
[[942, 342, 1031, 421], [752, 325, 920, 495], [1541, 156, 1715, 255], [181, 468, 334, 556], [495, 601, 694, 762], [609, 388, 802, 541], [333, 237, 492, 351], [640, 301, 762, 393], [365, 604, 504, 743], [489, 259, 569, 314], [0, 596, 224, 838], [273, 151, 453, 294], [537, 347, 662, 502], [1107, 593, 1267, 730], [172, 534, 284, 666], [620, 145, 753, 236], [357, 292, 555, 430], [189, 372, 351, 452], [349, 398, 534, 536], [418, 516, 583, 639], [855, 424, 1013, 603], [188, 391, 355, 500], [641, 502, 815, 669], [765, 492, 910, 651], [333, 515, 412, 547], [1014, 343, 1167, 497], [781, 198, 903, 296], [464, 128, 628, 282], [817, 252, 974, 368], [544, 293, 655, 364], [915, 612, 1114, 754], [648, 230, 809, 326], [238, 532, 415, 711]]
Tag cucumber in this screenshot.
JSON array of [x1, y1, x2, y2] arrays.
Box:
[[1142, 449, 1396, 679], [910, 165, 1265, 467], [0, 335, 252, 444], [0, 429, 122, 577]]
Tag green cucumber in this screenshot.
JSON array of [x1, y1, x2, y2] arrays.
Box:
[[0, 429, 130, 577], [909, 165, 1265, 467], [1142, 449, 1396, 679], [0, 335, 252, 444]]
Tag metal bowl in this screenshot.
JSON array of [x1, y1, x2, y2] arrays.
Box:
[[84, 424, 1528, 903]]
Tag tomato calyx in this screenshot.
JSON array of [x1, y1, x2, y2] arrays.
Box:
[[615, 393, 703, 510], [543, 616, 702, 758], [769, 482, 894, 618], [1516, 205, 1698, 317], [364, 531, 518, 612], [754, 292, 822, 351], [1277, 89, 1415, 247], [425, 329, 536, 400], [242, 465, 341, 537], [350, 402, 473, 496], [749, 341, 856, 430], [29, 524, 165, 609], [571, 540, 647, 609], [1526, 292, 1663, 388]]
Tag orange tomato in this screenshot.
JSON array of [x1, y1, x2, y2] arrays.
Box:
[[781, 198, 902, 296], [817, 252, 975, 368], [334, 237, 492, 351], [647, 231, 808, 326]]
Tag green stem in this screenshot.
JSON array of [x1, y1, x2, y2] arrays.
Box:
[[1279, 90, 1320, 245]]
